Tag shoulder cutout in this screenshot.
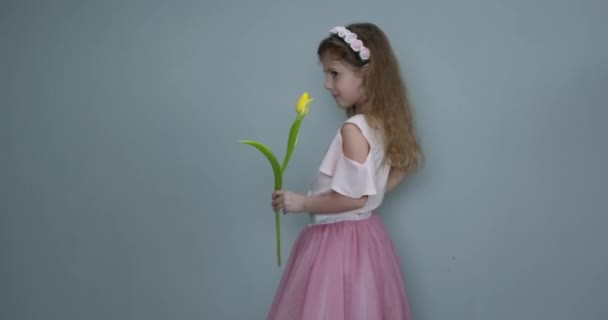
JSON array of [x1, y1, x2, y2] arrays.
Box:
[[340, 122, 370, 165]]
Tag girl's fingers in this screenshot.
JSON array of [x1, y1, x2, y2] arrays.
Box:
[[272, 196, 283, 210], [272, 191, 291, 211]]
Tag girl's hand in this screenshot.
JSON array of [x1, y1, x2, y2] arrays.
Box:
[[272, 190, 307, 214]]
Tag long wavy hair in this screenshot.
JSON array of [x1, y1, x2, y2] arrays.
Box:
[[317, 22, 423, 175]]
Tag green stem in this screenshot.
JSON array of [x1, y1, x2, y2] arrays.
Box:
[[275, 209, 281, 266], [281, 115, 304, 173], [239, 109, 310, 268]]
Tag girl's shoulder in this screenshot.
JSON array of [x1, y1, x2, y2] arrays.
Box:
[[340, 114, 381, 147], [341, 114, 369, 134], [343, 113, 368, 126]]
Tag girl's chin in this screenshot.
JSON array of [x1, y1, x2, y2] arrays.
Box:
[[334, 98, 350, 108]]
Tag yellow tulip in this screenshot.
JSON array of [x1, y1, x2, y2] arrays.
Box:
[[239, 92, 313, 267], [296, 92, 313, 116]]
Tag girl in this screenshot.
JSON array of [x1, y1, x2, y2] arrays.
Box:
[[269, 22, 422, 320]]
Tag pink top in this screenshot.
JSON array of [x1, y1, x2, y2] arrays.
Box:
[[307, 114, 391, 225]]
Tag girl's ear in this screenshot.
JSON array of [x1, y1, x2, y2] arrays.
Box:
[[361, 64, 370, 75], [356, 64, 369, 78]]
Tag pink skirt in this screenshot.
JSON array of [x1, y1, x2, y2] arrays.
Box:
[[267, 213, 412, 320]]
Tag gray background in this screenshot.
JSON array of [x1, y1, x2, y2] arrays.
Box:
[[2, 0, 607, 319]]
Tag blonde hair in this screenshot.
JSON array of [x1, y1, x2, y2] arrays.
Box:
[[317, 22, 423, 175]]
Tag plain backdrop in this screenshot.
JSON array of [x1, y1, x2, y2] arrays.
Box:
[[2, 0, 607, 319]]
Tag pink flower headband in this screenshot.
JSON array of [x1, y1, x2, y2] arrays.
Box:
[[329, 26, 371, 62]]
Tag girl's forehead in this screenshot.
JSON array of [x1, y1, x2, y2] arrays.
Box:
[[321, 57, 348, 70]]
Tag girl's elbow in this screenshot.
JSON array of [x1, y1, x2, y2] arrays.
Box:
[[331, 191, 368, 210], [352, 195, 368, 209]]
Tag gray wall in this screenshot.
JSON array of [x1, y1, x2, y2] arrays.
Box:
[[2, 0, 607, 319]]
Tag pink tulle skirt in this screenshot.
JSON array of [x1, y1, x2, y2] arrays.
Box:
[[267, 213, 412, 320]]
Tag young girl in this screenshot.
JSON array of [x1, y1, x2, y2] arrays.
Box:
[[269, 22, 422, 320]]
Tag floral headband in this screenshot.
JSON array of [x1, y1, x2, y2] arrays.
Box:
[[329, 26, 371, 62]]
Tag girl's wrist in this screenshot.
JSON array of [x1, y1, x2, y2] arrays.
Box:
[[301, 195, 312, 213]]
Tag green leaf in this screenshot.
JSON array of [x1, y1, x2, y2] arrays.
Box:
[[238, 140, 283, 190], [240, 139, 284, 266]]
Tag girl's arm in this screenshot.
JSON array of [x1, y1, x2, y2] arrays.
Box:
[[302, 122, 370, 214], [303, 192, 367, 214]]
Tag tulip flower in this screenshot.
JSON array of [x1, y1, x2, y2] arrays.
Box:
[[296, 92, 312, 116], [239, 92, 313, 266]]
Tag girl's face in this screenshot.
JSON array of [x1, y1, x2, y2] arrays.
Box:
[[320, 55, 365, 109]]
